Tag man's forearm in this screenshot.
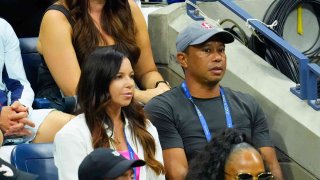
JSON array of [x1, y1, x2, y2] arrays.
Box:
[[268, 160, 283, 180], [259, 147, 283, 180]]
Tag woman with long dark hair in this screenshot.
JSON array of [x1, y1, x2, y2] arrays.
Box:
[[186, 129, 274, 180], [37, 0, 170, 111], [54, 47, 165, 180]]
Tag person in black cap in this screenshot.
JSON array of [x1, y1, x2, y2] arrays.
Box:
[[144, 21, 283, 180], [78, 148, 146, 180], [0, 158, 38, 180]]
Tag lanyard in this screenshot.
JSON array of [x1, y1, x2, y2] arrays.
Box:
[[181, 81, 233, 142], [123, 128, 137, 180]]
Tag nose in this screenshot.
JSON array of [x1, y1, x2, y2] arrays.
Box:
[[125, 76, 135, 88], [211, 51, 223, 62]]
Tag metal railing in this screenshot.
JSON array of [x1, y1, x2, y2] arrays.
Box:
[[186, 0, 320, 110]]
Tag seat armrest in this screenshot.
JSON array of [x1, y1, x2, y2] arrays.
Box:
[[33, 98, 51, 109]]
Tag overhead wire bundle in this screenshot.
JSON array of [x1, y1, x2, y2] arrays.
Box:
[[248, 0, 320, 97], [219, 19, 249, 46]]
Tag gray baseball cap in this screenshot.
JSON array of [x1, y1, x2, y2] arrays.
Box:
[[176, 21, 234, 52]]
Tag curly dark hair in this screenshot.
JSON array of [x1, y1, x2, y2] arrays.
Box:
[[186, 128, 255, 180]]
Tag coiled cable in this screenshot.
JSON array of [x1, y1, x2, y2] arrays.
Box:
[[248, 0, 320, 96]]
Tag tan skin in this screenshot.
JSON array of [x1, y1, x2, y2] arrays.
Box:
[[105, 58, 135, 152], [37, 0, 169, 104], [164, 39, 283, 180], [224, 148, 266, 180], [0, 130, 3, 145]]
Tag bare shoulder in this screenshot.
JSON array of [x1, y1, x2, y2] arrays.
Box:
[[41, 7, 71, 28], [38, 5, 73, 52]]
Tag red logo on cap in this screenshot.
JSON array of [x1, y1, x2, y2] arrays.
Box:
[[201, 22, 213, 29]]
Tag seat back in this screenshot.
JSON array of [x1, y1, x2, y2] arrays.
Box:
[[10, 143, 58, 180], [19, 37, 42, 95]]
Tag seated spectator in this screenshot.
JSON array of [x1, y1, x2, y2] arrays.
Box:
[[0, 18, 71, 146], [54, 47, 165, 180], [78, 148, 146, 180], [36, 0, 170, 111], [186, 129, 274, 180], [144, 21, 283, 179], [0, 157, 38, 180]]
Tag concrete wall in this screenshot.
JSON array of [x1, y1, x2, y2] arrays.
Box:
[[149, 1, 320, 179]]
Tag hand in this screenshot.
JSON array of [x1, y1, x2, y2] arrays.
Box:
[[5, 115, 35, 136], [0, 101, 35, 136], [10, 101, 28, 113], [156, 82, 171, 92], [135, 86, 169, 104], [0, 106, 15, 132]]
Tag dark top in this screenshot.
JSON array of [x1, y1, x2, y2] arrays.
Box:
[[144, 85, 273, 162], [36, 4, 75, 112], [37, 4, 137, 112]]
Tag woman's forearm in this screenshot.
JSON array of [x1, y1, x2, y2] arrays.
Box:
[[134, 71, 170, 104], [139, 71, 169, 89]]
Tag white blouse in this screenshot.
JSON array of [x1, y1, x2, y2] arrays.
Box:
[[54, 113, 165, 180]]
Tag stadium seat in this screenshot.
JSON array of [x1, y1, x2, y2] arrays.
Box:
[[19, 37, 76, 111], [19, 37, 52, 109], [10, 143, 58, 180], [19, 37, 42, 95]]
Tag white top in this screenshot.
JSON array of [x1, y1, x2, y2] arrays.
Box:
[[0, 18, 34, 109], [54, 113, 165, 180]]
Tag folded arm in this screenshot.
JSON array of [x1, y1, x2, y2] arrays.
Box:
[[129, 1, 170, 103]]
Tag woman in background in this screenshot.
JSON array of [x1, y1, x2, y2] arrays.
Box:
[[54, 47, 165, 180], [186, 129, 274, 180], [37, 0, 170, 111]]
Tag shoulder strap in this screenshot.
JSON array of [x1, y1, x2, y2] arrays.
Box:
[[46, 4, 75, 27]]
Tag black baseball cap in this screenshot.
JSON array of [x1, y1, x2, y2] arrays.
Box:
[[0, 158, 38, 180], [78, 148, 146, 180]]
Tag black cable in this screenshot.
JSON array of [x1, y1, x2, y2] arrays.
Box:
[[248, 0, 320, 97], [220, 19, 249, 46]]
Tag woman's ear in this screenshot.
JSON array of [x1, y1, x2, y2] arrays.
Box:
[[176, 52, 188, 69]]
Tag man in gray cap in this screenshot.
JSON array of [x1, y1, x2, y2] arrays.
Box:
[[144, 21, 283, 180]]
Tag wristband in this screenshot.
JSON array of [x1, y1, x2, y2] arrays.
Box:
[[155, 81, 171, 88]]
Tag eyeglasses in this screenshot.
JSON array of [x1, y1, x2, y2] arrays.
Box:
[[226, 172, 274, 180]]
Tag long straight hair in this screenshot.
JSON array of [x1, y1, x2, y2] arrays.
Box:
[[64, 0, 140, 67], [77, 47, 164, 175]]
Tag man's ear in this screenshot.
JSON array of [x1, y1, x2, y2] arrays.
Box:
[[176, 52, 188, 69]]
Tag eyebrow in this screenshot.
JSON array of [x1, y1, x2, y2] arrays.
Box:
[[117, 71, 134, 75]]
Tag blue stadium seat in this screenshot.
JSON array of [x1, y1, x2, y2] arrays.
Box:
[[19, 37, 41, 95], [19, 37, 52, 109], [19, 37, 76, 112], [10, 143, 58, 180]]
